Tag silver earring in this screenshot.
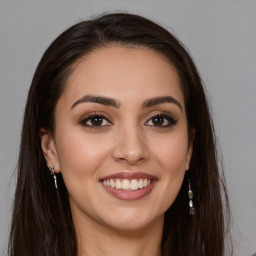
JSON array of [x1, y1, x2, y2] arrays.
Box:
[[49, 165, 58, 189], [188, 179, 196, 215]]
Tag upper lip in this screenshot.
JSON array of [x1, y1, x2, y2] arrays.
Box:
[[99, 171, 158, 181]]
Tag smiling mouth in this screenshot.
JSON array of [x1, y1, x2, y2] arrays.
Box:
[[99, 171, 158, 201], [101, 178, 153, 191], [99, 172, 157, 200]]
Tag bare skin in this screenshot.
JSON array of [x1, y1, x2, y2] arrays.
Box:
[[40, 46, 193, 256], [74, 208, 163, 256]]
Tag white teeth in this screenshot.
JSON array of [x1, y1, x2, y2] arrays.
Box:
[[102, 178, 152, 190], [116, 179, 122, 189], [138, 179, 144, 189], [122, 179, 130, 190], [110, 179, 115, 188], [130, 179, 138, 190]]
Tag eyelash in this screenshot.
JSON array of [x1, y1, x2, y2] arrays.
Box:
[[79, 113, 112, 129], [145, 114, 177, 127], [79, 113, 177, 129]]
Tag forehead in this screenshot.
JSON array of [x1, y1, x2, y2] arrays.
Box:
[[61, 46, 184, 107]]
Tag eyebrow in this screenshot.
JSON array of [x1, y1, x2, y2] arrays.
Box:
[[70, 95, 182, 112], [70, 95, 121, 110], [142, 96, 183, 112]]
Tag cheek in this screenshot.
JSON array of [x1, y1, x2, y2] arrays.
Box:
[[55, 126, 110, 182], [157, 139, 187, 184], [54, 128, 112, 218], [148, 130, 189, 209], [151, 130, 189, 172]]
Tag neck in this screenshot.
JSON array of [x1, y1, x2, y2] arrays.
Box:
[[73, 213, 164, 256]]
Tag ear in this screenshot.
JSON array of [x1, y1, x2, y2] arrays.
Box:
[[185, 128, 196, 171], [39, 128, 61, 173]]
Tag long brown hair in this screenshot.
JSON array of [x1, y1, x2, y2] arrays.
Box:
[[8, 13, 231, 256]]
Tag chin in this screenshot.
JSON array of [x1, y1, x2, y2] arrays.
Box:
[[99, 208, 164, 233]]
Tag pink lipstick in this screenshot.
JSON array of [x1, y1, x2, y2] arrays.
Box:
[[99, 172, 158, 201]]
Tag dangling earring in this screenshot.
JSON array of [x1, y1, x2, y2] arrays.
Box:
[[188, 179, 196, 215], [49, 165, 58, 189]]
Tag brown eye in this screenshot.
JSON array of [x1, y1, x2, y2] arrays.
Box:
[[152, 116, 164, 126], [146, 114, 177, 127], [91, 116, 103, 126], [79, 114, 112, 128]]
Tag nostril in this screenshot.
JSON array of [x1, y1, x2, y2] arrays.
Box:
[[115, 154, 146, 165], [111, 132, 149, 164]]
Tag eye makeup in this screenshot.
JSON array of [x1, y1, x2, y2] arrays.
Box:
[[78, 110, 177, 130], [79, 112, 113, 129], [145, 113, 177, 127], [145, 111, 178, 128]]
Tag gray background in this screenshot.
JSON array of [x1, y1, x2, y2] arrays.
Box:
[[0, 1, 255, 255]]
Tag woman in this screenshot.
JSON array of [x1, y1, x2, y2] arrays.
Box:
[[8, 13, 231, 256]]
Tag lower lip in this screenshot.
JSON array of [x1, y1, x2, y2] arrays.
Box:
[[101, 181, 156, 201]]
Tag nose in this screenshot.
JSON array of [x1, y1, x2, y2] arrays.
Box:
[[112, 124, 149, 165]]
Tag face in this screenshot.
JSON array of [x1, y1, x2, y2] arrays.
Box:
[[41, 46, 193, 232]]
